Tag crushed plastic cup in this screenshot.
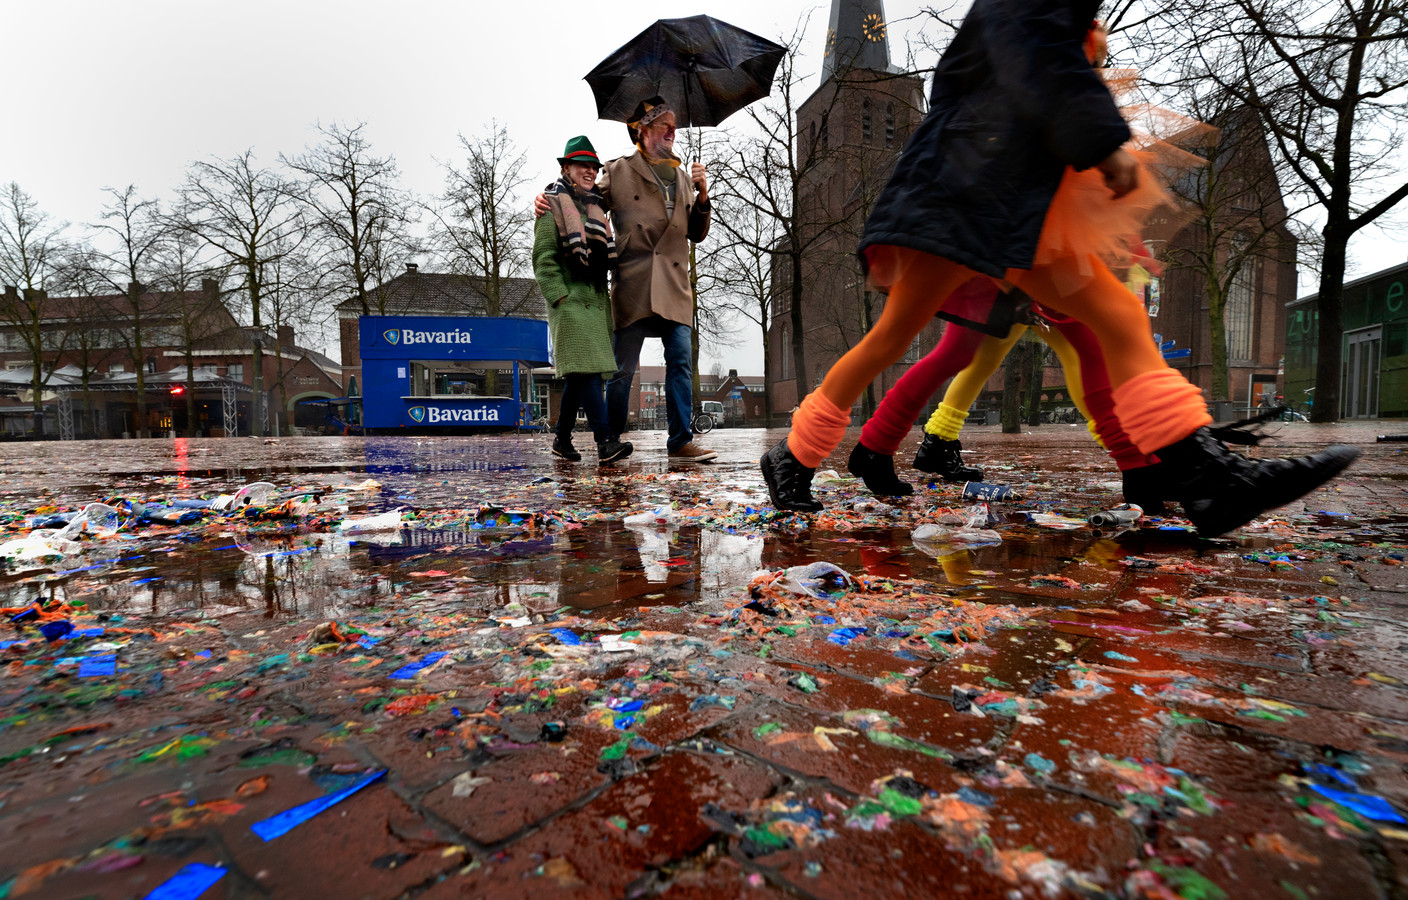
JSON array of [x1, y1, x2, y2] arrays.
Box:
[[337, 509, 405, 533], [212, 482, 277, 511], [774, 561, 854, 598], [912, 505, 1002, 546], [0, 533, 75, 562], [624, 507, 681, 527]]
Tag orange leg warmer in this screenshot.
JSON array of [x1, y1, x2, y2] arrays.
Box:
[[1112, 369, 1212, 455]]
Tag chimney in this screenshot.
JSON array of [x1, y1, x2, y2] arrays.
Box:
[[406, 263, 419, 274], [728, 369, 738, 378], [278, 324, 295, 349], [201, 278, 220, 302], [127, 281, 143, 297]]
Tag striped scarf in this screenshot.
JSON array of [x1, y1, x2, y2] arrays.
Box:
[[544, 178, 615, 291]]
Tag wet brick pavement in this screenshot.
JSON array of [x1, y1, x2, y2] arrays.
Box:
[[0, 422, 1406, 899]]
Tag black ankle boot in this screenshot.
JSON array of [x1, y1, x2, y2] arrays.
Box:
[[760, 437, 823, 512], [1156, 427, 1360, 537], [1121, 463, 1178, 513], [552, 435, 581, 462], [847, 442, 914, 497], [597, 436, 633, 463], [912, 434, 983, 482]]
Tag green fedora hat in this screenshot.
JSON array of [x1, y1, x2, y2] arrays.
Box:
[[557, 135, 602, 168]]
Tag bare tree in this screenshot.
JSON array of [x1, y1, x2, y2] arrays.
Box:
[[51, 256, 124, 437], [88, 185, 173, 436], [698, 187, 782, 421], [283, 122, 418, 318], [0, 183, 72, 432], [177, 151, 306, 437], [150, 230, 234, 436], [258, 237, 321, 435], [430, 122, 533, 315], [1154, 97, 1305, 401], [710, 26, 855, 401], [1134, 0, 1408, 420]]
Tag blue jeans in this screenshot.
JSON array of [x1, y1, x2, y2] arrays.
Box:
[[557, 373, 608, 443], [607, 316, 693, 452]]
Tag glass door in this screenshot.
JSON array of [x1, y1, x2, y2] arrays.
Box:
[[1341, 327, 1382, 418]]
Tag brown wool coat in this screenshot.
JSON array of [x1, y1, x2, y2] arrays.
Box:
[[596, 151, 712, 330]]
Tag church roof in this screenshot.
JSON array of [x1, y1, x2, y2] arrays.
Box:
[[823, 0, 897, 79]]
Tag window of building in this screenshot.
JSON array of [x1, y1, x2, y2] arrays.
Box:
[[227, 363, 244, 380], [862, 100, 872, 144], [1225, 245, 1255, 361], [819, 112, 829, 148], [109, 364, 125, 375], [779, 323, 790, 380], [903, 335, 922, 364], [885, 104, 896, 148], [809, 121, 817, 152]]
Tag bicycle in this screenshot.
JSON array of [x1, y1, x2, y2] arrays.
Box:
[[1278, 387, 1314, 423], [690, 409, 716, 434]]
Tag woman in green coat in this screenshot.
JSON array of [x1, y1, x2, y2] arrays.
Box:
[[533, 136, 631, 463]]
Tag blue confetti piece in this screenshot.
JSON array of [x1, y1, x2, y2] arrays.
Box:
[[142, 862, 226, 900], [1308, 783, 1406, 823], [549, 628, 581, 645], [388, 652, 446, 679], [196, 650, 211, 659], [957, 786, 995, 807], [132, 577, 164, 585], [1310, 764, 1357, 789], [72, 627, 105, 638], [608, 699, 643, 712], [79, 654, 118, 677], [814, 616, 836, 625], [613, 714, 636, 730], [358, 636, 381, 648], [1103, 651, 1138, 662], [40, 620, 74, 642], [0, 640, 24, 650], [251, 769, 386, 841], [827, 627, 865, 647]]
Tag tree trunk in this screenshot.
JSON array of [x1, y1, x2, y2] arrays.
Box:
[[1312, 221, 1347, 423], [1001, 342, 1024, 434], [1025, 341, 1044, 427], [789, 253, 807, 400]]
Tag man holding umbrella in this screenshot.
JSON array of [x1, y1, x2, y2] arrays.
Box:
[[601, 96, 717, 463]]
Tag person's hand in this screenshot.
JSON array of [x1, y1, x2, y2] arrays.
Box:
[[691, 162, 708, 200], [1097, 148, 1138, 199], [533, 193, 549, 217]]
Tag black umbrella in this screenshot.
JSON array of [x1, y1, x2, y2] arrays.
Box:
[[584, 15, 786, 130]]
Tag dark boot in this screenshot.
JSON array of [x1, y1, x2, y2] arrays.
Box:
[[912, 434, 983, 483], [760, 437, 823, 513], [597, 436, 633, 463], [1156, 427, 1360, 537], [847, 442, 914, 496], [1120, 463, 1177, 514], [552, 435, 581, 462]]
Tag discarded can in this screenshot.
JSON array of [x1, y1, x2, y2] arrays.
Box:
[[962, 482, 1021, 502], [1088, 504, 1143, 527]]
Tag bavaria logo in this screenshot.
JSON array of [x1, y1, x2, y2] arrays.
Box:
[[384, 329, 400, 345], [408, 406, 426, 423]]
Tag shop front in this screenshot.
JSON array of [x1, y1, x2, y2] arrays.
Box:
[[358, 316, 551, 431]]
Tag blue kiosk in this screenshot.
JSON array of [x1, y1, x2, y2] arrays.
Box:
[[358, 315, 551, 431]]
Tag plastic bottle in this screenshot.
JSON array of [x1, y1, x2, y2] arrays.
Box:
[[1088, 504, 1143, 527]]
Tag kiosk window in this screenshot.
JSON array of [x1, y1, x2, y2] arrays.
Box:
[[408, 362, 515, 398]]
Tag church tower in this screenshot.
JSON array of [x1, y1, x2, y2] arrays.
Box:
[[767, 0, 929, 417]]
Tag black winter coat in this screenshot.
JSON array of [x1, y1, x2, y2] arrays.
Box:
[[859, 0, 1131, 278]]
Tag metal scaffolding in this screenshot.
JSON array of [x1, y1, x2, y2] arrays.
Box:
[[222, 382, 238, 436], [57, 392, 73, 441]]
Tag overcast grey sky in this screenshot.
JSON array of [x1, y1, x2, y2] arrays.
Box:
[[5, 0, 1404, 374]]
